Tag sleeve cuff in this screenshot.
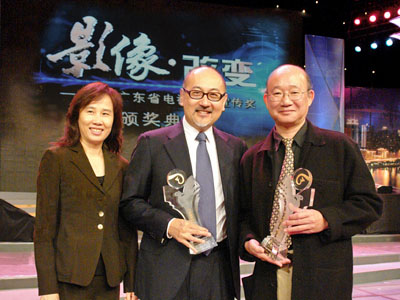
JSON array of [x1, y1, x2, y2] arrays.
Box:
[[165, 218, 176, 239]]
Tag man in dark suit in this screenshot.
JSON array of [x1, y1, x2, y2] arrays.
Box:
[[120, 66, 247, 300], [239, 64, 382, 300]]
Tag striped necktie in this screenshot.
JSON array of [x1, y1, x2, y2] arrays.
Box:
[[270, 137, 294, 247]]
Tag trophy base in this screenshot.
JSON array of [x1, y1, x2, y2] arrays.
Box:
[[190, 235, 218, 255], [261, 236, 287, 261]]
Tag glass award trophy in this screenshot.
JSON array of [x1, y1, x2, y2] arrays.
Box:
[[163, 169, 218, 255], [261, 168, 313, 260]]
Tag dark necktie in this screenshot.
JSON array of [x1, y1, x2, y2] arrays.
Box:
[[270, 138, 294, 247], [196, 132, 217, 241]]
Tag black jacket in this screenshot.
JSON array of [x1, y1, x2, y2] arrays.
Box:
[[239, 120, 382, 300]]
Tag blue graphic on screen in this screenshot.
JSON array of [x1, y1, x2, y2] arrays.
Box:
[[35, 2, 302, 137]]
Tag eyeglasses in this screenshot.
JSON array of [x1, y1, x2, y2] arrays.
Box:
[[182, 88, 226, 102], [267, 90, 309, 102]]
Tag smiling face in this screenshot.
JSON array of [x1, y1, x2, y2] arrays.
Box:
[[179, 67, 227, 132], [78, 94, 114, 148], [264, 65, 314, 132]]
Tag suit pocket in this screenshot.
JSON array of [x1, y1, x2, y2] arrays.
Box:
[[139, 234, 165, 255]]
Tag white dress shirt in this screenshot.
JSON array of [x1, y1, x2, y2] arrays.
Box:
[[166, 117, 227, 242], [182, 117, 227, 242]]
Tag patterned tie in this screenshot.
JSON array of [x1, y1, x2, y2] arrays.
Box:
[[196, 132, 217, 241], [270, 137, 294, 247]]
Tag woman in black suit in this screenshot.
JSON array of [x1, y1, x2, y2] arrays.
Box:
[[34, 82, 137, 300]]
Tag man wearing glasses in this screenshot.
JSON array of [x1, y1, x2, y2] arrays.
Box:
[[238, 64, 382, 300], [120, 66, 247, 300]]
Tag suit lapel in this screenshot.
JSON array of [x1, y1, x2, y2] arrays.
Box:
[[214, 128, 233, 207], [214, 128, 233, 189], [164, 123, 193, 177], [299, 121, 326, 167], [69, 143, 104, 193], [103, 148, 120, 192]]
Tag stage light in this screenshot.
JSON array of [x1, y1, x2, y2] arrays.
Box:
[[370, 42, 378, 49], [384, 11, 391, 19], [354, 18, 361, 25], [398, 8, 400, 15], [355, 46, 362, 52], [386, 38, 394, 46], [369, 14, 377, 23]]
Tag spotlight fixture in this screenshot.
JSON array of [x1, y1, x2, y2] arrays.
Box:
[[384, 11, 391, 19], [355, 46, 362, 52], [369, 14, 377, 23], [390, 17, 400, 40], [386, 38, 393, 46], [370, 42, 378, 49], [354, 18, 361, 25]]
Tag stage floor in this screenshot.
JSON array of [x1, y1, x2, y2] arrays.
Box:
[[1, 240, 400, 299], [2, 280, 400, 299]]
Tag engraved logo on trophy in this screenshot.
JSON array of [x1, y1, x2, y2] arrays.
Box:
[[261, 168, 314, 260], [163, 169, 218, 254]]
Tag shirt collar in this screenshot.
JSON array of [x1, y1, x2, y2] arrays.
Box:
[[272, 121, 308, 151], [182, 116, 214, 142]]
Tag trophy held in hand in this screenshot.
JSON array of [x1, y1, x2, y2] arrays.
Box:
[[163, 169, 218, 255], [261, 168, 314, 260]]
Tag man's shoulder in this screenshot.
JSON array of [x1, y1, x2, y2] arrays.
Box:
[[241, 139, 266, 162], [246, 139, 266, 153], [311, 125, 355, 145], [139, 123, 182, 140], [213, 127, 246, 146]]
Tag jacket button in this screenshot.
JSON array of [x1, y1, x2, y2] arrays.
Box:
[[99, 211, 104, 217], [97, 224, 103, 230]]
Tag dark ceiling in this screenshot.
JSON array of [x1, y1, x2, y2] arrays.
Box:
[[186, 0, 400, 88]]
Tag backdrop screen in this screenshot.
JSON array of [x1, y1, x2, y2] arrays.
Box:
[[1, 1, 303, 191], [35, 2, 303, 137]]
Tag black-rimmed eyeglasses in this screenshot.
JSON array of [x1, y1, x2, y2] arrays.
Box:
[[182, 88, 226, 102]]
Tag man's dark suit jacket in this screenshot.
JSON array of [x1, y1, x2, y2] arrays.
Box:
[[34, 143, 137, 295], [239, 120, 382, 300], [120, 122, 247, 300]]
